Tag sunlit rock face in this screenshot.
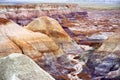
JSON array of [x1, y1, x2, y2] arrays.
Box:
[[0, 18, 22, 57], [25, 16, 83, 55], [0, 53, 55, 80], [0, 18, 63, 59], [25, 16, 71, 43], [0, 32, 22, 57]]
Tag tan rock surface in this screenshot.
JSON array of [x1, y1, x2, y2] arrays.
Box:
[[25, 16, 83, 54], [0, 32, 21, 57], [0, 18, 21, 57], [0, 18, 63, 59], [96, 29, 120, 56], [25, 16, 72, 43]]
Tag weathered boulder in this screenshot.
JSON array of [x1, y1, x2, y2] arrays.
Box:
[[25, 16, 83, 54], [0, 53, 55, 80], [0, 18, 63, 59]]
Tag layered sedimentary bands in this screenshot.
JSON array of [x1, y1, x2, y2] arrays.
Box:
[[0, 18, 64, 59], [0, 3, 120, 80], [25, 16, 82, 55]]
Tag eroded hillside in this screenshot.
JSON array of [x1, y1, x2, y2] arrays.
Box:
[[0, 3, 120, 80]]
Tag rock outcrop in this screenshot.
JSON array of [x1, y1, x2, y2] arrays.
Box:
[[0, 32, 21, 57], [86, 29, 120, 80], [0, 18, 22, 57], [25, 16, 72, 43], [25, 16, 83, 54], [0, 18, 63, 59], [0, 53, 55, 80], [25, 16, 84, 80], [96, 29, 120, 56]]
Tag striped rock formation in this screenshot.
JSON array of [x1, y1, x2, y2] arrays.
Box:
[[0, 18, 63, 59], [25, 16, 83, 54]]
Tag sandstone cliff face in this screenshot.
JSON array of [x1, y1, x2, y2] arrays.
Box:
[[0, 18, 63, 59], [25, 16, 83, 54], [0, 53, 55, 80]]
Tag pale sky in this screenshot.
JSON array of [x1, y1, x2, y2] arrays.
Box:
[[0, 0, 119, 3], [1, 0, 66, 3]]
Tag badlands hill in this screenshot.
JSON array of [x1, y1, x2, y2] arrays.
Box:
[[0, 3, 119, 80], [0, 18, 64, 59], [0, 17, 84, 80]]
